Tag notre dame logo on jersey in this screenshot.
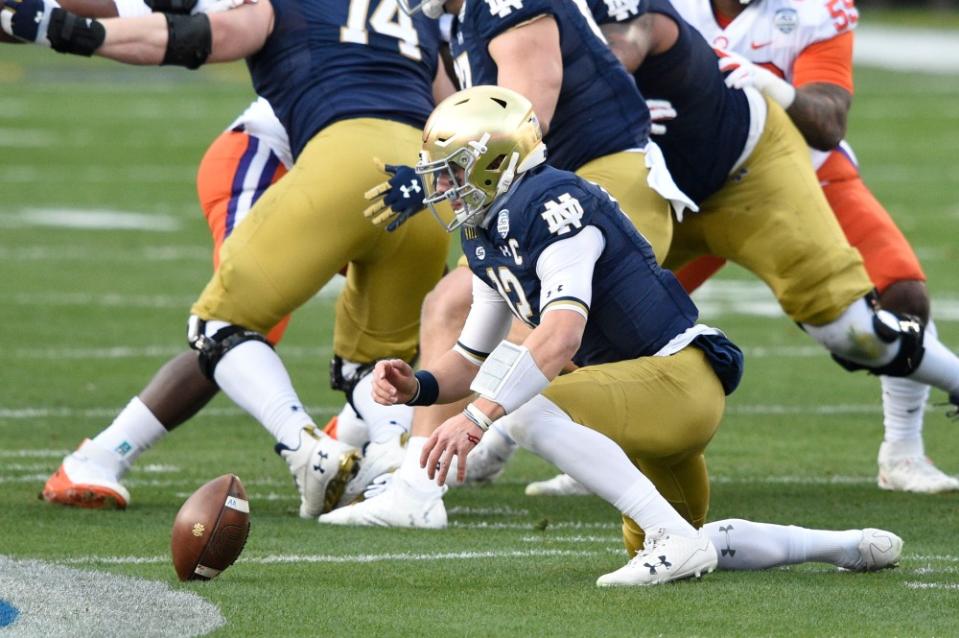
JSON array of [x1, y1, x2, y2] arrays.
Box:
[[540, 193, 584, 236], [485, 0, 522, 18], [603, 0, 643, 21]]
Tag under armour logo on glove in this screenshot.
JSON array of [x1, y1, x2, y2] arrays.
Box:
[[363, 159, 427, 232], [399, 179, 421, 199]]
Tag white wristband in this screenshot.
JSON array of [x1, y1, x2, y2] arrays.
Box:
[[463, 403, 493, 432], [470, 341, 550, 414]]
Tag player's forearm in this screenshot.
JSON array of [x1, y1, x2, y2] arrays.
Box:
[[97, 13, 168, 64], [786, 82, 851, 151], [429, 349, 480, 404], [522, 311, 584, 380]]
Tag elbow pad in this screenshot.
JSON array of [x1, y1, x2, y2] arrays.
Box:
[[163, 12, 211, 69], [48, 9, 106, 56]]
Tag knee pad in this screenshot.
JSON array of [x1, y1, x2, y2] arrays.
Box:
[[804, 295, 925, 377], [187, 315, 272, 381]]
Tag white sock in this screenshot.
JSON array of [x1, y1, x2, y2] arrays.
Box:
[[705, 519, 861, 570], [334, 404, 370, 448], [351, 372, 410, 444], [91, 397, 167, 476], [210, 332, 313, 448], [396, 436, 444, 496], [909, 320, 959, 397], [508, 395, 695, 536], [881, 376, 929, 444]]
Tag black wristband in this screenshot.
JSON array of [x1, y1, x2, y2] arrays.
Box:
[[144, 0, 198, 13], [47, 9, 106, 57], [406, 370, 439, 406]]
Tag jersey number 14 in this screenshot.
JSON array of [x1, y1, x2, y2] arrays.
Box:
[[341, 0, 422, 61]]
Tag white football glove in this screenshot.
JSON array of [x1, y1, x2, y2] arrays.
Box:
[[717, 49, 796, 109], [646, 98, 677, 136]]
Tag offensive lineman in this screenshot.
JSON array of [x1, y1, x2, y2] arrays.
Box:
[[3, 0, 452, 516], [672, 0, 959, 492]]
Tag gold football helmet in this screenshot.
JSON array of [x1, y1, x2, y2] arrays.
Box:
[[417, 85, 547, 231]]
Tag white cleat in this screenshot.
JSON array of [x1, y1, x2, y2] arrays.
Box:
[[839, 528, 904, 572], [596, 528, 718, 587], [42, 439, 130, 510], [337, 434, 407, 507], [318, 474, 447, 529], [525, 473, 591, 496], [275, 426, 360, 518], [877, 440, 959, 494]]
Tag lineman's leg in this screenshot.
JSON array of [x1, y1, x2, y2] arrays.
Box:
[[702, 519, 903, 572], [43, 130, 287, 510], [575, 150, 673, 264], [822, 156, 956, 492], [690, 101, 959, 404], [190, 120, 431, 517]]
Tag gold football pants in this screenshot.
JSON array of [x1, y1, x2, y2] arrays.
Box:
[[576, 151, 673, 264], [191, 118, 450, 363], [664, 98, 873, 325], [542, 346, 726, 555]]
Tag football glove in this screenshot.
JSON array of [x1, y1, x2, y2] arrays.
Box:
[[1, 0, 60, 46], [363, 158, 426, 232], [647, 99, 677, 136], [717, 49, 796, 109]]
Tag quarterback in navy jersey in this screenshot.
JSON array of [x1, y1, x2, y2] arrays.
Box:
[[366, 86, 744, 585], [324, 0, 690, 529], [4, 0, 454, 517]]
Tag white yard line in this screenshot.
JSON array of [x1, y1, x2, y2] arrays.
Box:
[[59, 548, 605, 567], [904, 582, 959, 591], [0, 402, 905, 420]]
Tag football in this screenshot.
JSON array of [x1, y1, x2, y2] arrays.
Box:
[[171, 474, 251, 582]]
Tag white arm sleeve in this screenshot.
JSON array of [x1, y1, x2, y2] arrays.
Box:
[[454, 275, 515, 366], [535, 225, 605, 319]]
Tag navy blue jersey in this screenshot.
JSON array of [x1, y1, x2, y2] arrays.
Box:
[[462, 165, 697, 367], [449, 0, 649, 171], [589, 0, 750, 204], [248, 0, 441, 160]]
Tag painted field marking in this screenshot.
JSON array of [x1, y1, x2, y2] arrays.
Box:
[[0, 470, 881, 488], [904, 582, 959, 591], [520, 535, 622, 544], [10, 344, 333, 360], [447, 506, 530, 517], [0, 555, 223, 638], [59, 549, 605, 567], [0, 403, 901, 420]]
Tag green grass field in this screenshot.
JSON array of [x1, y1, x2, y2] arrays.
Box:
[[2, 43, 959, 637]]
